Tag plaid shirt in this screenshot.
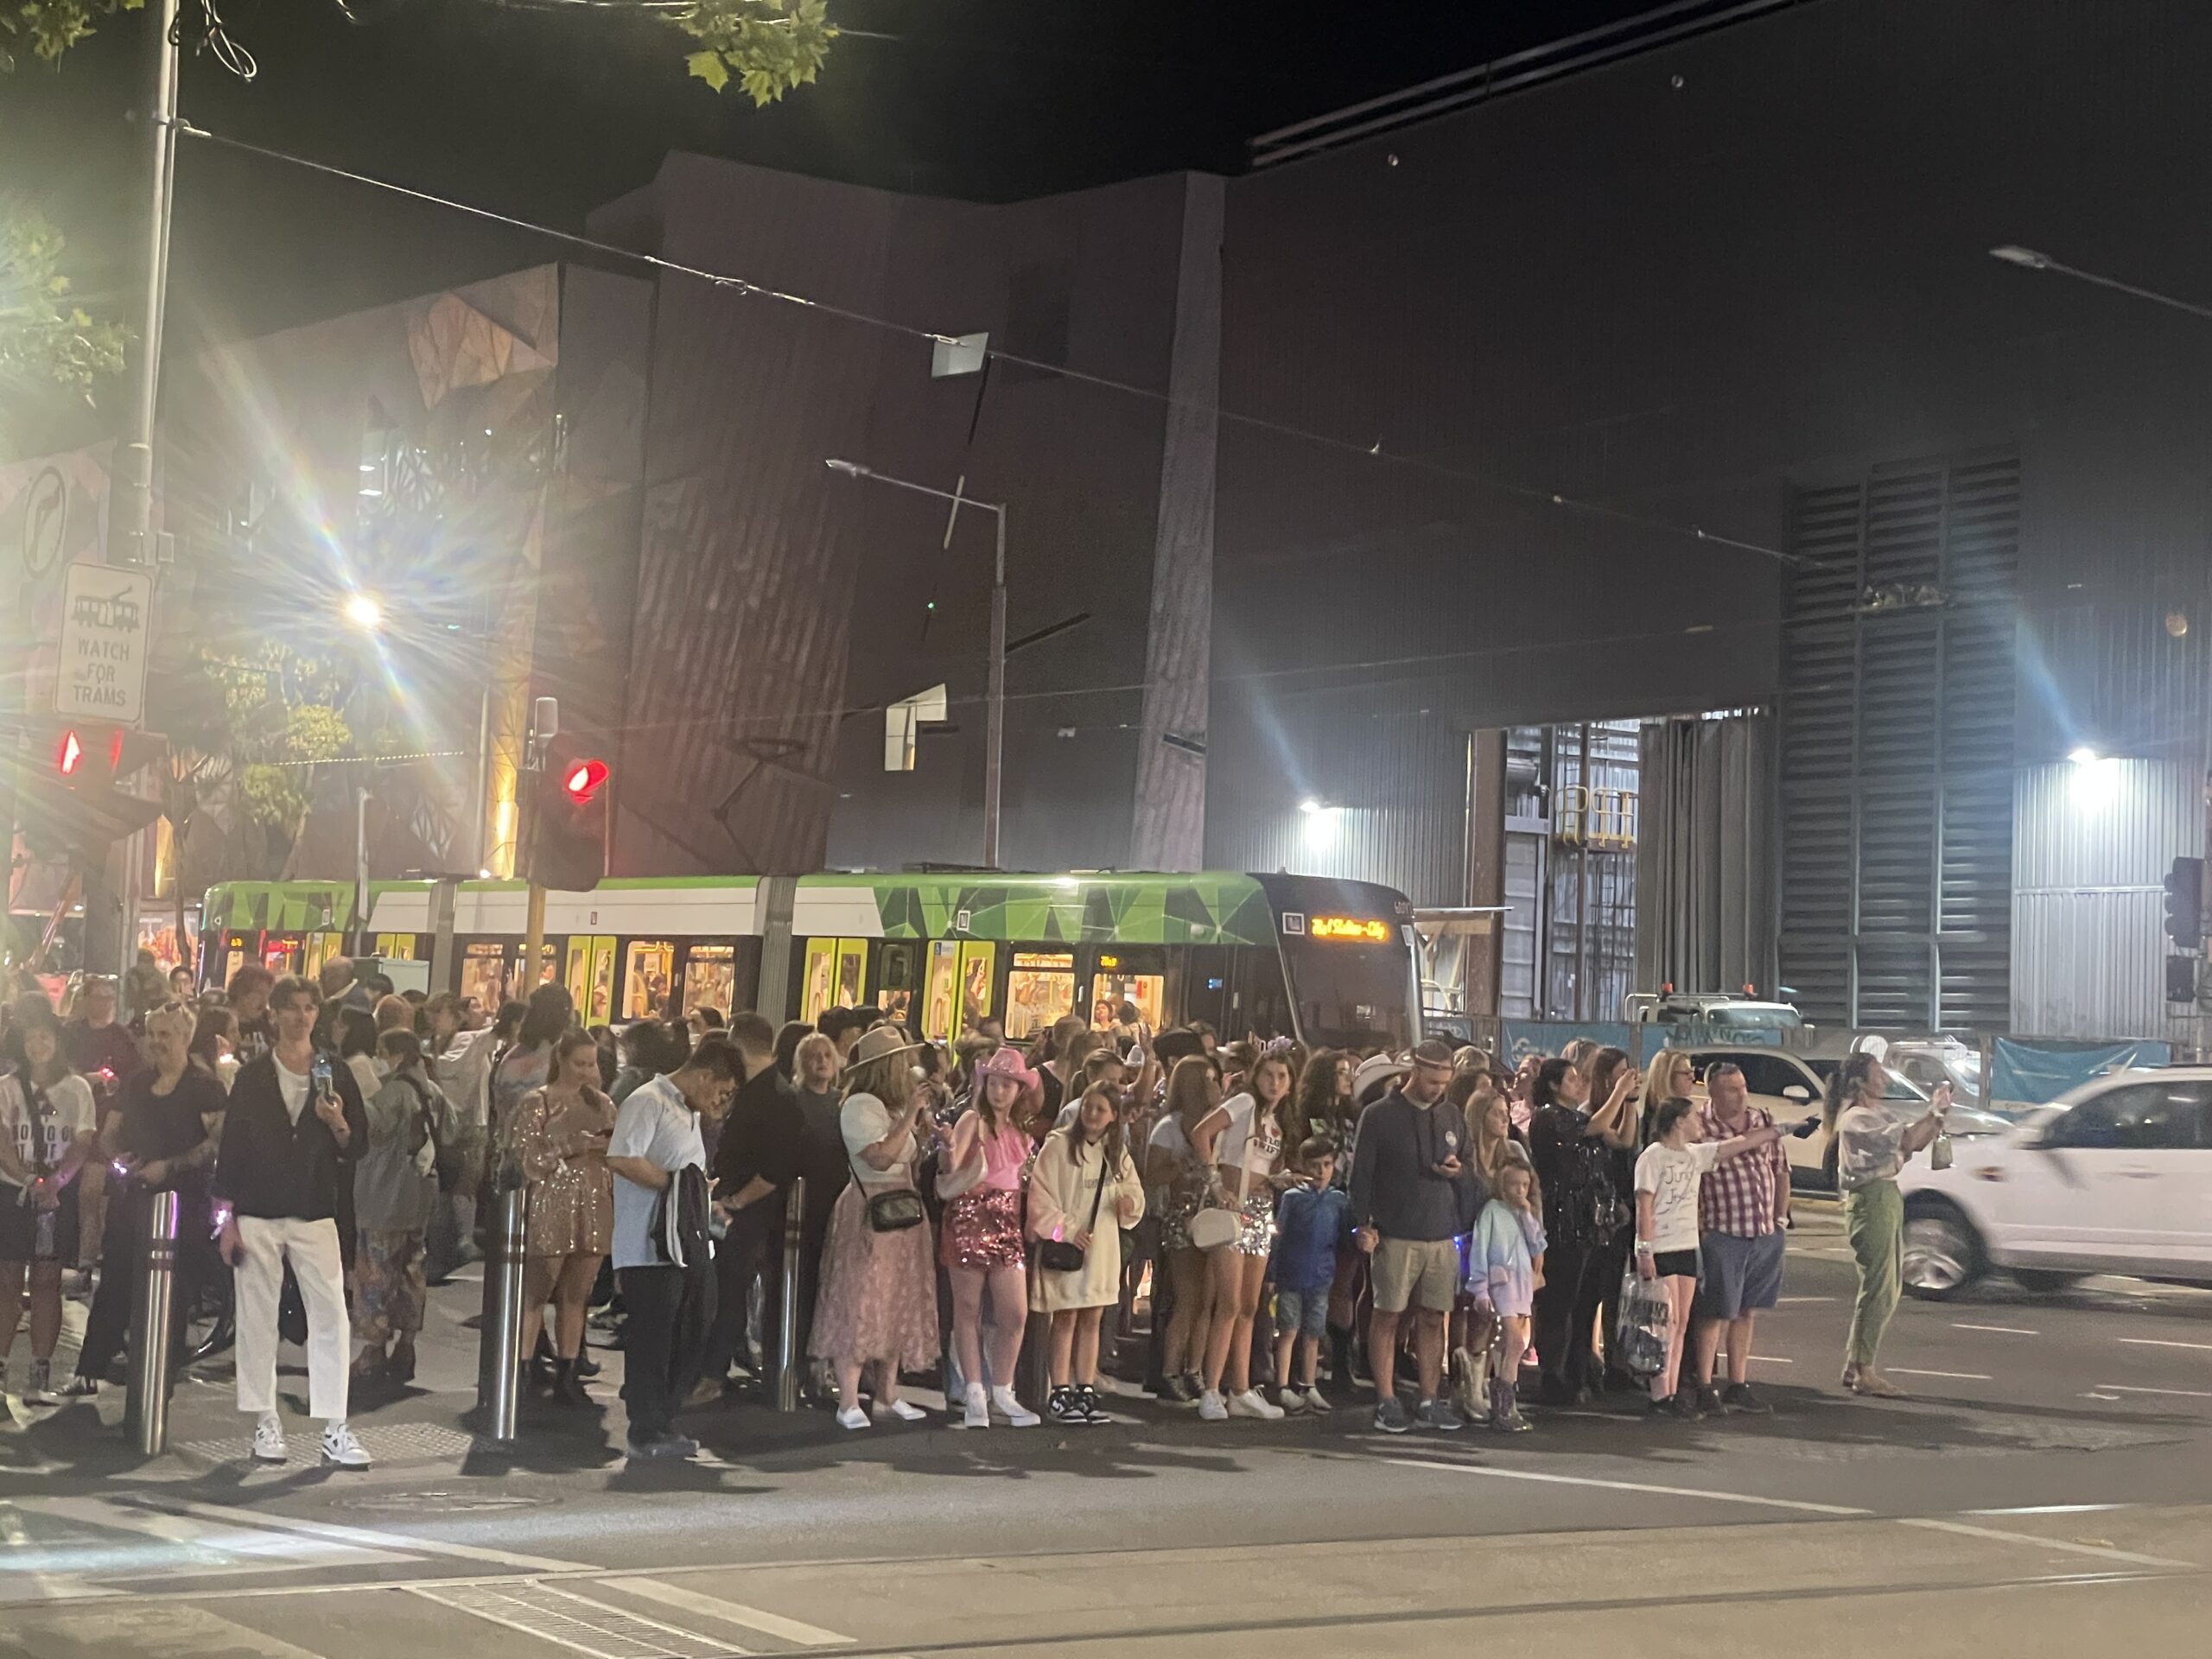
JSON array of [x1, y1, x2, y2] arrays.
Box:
[[1694, 1097, 1786, 1237]]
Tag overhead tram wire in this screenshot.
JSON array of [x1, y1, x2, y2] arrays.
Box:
[[171, 120, 1792, 567]]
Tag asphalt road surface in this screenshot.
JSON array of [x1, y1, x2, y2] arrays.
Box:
[[3, 1201, 2208, 1658]]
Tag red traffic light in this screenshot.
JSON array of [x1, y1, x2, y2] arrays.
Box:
[[562, 757, 609, 805], [55, 729, 83, 777]]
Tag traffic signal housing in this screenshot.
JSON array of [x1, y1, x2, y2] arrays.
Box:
[[520, 733, 609, 893], [2163, 855, 2203, 949]]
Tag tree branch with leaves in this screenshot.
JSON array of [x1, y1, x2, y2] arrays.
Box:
[[0, 210, 130, 404]]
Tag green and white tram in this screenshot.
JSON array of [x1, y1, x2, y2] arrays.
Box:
[[197, 871, 1422, 1052]]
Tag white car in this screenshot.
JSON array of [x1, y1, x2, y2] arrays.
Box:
[[1897, 1067, 2212, 1299]]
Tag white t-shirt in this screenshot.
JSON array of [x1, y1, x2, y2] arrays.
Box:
[[1633, 1139, 1723, 1255], [607, 1075, 704, 1269], [841, 1093, 914, 1188], [0, 1073, 97, 1190], [1211, 1093, 1281, 1179], [275, 1055, 313, 1125]]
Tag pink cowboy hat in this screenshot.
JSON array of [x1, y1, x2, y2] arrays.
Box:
[[972, 1045, 1038, 1092]]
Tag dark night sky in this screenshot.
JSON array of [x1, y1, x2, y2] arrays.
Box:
[[3, 0, 1662, 447]]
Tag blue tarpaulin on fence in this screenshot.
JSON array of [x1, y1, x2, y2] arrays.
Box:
[[1989, 1038, 2171, 1107]]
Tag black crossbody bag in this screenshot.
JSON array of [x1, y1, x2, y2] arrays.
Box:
[[1036, 1142, 1108, 1273]]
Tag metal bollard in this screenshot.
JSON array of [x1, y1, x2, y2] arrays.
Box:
[[776, 1175, 805, 1412], [475, 1184, 528, 1442], [126, 1189, 181, 1455]]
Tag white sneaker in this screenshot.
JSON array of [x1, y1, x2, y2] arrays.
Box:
[[836, 1404, 870, 1431], [990, 1385, 1041, 1428], [320, 1421, 372, 1468], [1197, 1389, 1229, 1422], [1228, 1389, 1287, 1421], [963, 1382, 990, 1429], [1301, 1384, 1332, 1414], [251, 1414, 289, 1464], [1278, 1386, 1308, 1415], [874, 1397, 927, 1423]]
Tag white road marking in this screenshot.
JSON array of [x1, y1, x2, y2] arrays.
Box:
[[1952, 1323, 2038, 1336], [2116, 1337, 2212, 1351], [0, 1503, 115, 1601], [409, 1581, 717, 1659], [1887, 1368, 1992, 1381], [1751, 1355, 1794, 1363], [1898, 1517, 2193, 1570], [13, 1497, 412, 1576], [1382, 1458, 1872, 1516], [168, 1499, 587, 1573], [603, 1574, 857, 1647], [1777, 1295, 1835, 1303], [2097, 1384, 2212, 1399], [1967, 1503, 2133, 1516]]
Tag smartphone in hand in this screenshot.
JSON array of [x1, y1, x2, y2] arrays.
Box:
[[1789, 1114, 1822, 1139]]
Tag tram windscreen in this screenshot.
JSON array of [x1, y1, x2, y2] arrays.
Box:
[[1280, 938, 1416, 1053]]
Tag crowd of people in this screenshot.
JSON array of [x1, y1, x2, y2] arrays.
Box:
[[0, 952, 1955, 1465]]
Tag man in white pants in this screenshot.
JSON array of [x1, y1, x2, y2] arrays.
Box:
[[213, 974, 372, 1466]]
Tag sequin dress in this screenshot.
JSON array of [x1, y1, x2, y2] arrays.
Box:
[[513, 1086, 615, 1258]]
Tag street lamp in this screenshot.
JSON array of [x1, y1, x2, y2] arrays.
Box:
[[342, 592, 384, 632], [824, 458, 1010, 869], [1988, 245, 2212, 324]]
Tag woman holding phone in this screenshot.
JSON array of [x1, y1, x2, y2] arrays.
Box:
[[1827, 1052, 1950, 1396], [512, 1028, 617, 1405], [1191, 1049, 1299, 1422]]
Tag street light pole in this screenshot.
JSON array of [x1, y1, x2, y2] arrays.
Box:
[[825, 460, 1008, 869], [108, 0, 181, 569]]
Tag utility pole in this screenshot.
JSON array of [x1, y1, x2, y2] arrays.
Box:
[[110, 0, 181, 570], [518, 698, 554, 999], [74, 0, 180, 979]]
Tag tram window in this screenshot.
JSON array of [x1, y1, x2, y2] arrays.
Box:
[[684, 943, 737, 1019], [460, 942, 506, 1011], [957, 943, 996, 1034], [626, 940, 677, 1019], [1006, 951, 1075, 1041], [567, 937, 617, 1022], [876, 943, 917, 1026], [920, 940, 961, 1043], [835, 940, 865, 1010], [1089, 970, 1163, 1033]]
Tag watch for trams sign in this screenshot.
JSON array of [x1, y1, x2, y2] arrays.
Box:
[[54, 560, 153, 727]]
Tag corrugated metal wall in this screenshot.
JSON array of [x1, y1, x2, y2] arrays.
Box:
[[1637, 713, 1778, 1000], [1205, 686, 1467, 904], [2012, 759, 2202, 1039]]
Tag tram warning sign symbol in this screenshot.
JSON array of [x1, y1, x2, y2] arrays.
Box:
[[54, 561, 153, 727]]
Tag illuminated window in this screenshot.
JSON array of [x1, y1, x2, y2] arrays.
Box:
[[625, 940, 676, 1019], [1006, 951, 1075, 1040], [684, 943, 737, 1018], [921, 940, 962, 1043], [460, 942, 506, 1010], [1090, 970, 1163, 1033]]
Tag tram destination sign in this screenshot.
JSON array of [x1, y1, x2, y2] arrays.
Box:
[[54, 560, 153, 727]]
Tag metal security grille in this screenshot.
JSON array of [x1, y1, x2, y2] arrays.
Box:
[[1780, 452, 2018, 1030]]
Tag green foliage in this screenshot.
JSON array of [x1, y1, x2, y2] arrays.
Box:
[[202, 645, 353, 839], [3, 0, 835, 106], [673, 0, 834, 105], [0, 0, 139, 73], [0, 210, 130, 404]]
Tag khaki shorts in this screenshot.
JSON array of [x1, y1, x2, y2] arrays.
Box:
[[1370, 1236, 1459, 1314]]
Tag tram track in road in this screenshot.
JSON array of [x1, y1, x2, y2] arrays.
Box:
[[5, 1506, 2210, 1659]]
